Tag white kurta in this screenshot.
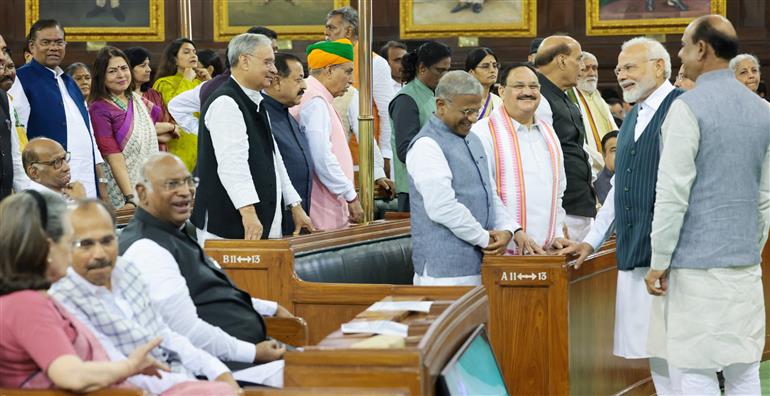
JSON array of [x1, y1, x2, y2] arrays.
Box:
[[471, 112, 566, 251], [581, 80, 675, 359], [647, 99, 770, 369]]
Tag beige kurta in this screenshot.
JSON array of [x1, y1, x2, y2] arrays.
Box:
[[647, 99, 770, 369]]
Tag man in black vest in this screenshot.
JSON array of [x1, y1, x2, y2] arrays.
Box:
[[262, 53, 314, 236], [192, 33, 314, 241], [120, 153, 289, 381], [534, 35, 596, 241]]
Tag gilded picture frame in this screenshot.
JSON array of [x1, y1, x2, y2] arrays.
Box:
[[213, 0, 350, 42], [586, 0, 726, 36], [400, 0, 537, 39], [25, 0, 165, 42]]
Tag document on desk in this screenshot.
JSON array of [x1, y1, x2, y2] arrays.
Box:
[[341, 320, 409, 337], [232, 359, 285, 384], [368, 301, 433, 313]]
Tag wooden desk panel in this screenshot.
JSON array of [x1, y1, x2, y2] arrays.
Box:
[[284, 287, 488, 396]]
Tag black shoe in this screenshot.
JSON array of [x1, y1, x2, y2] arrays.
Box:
[[667, 0, 688, 11], [451, 3, 471, 13], [112, 7, 125, 22], [645, 0, 655, 11], [86, 5, 106, 18], [472, 3, 483, 13]]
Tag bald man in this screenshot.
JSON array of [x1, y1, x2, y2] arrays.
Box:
[[22, 137, 86, 200], [534, 36, 596, 241], [645, 15, 769, 395]]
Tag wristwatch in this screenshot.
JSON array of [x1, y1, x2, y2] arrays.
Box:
[[98, 177, 109, 184], [288, 201, 301, 209], [124, 194, 136, 205]]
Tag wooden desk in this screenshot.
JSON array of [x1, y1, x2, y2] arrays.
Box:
[[283, 287, 488, 396]]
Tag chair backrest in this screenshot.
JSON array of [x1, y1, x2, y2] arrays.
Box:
[[293, 236, 413, 284]]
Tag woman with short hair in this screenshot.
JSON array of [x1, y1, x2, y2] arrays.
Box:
[[0, 191, 165, 391], [65, 62, 92, 99]]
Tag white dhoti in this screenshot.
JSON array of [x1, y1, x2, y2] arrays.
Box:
[[613, 267, 654, 358]]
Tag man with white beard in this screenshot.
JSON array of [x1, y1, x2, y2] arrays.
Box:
[[569, 52, 618, 176], [559, 37, 685, 395]]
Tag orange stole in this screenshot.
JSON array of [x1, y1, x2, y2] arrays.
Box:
[[348, 45, 382, 168]]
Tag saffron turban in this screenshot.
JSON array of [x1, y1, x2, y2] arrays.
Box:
[[306, 39, 354, 70]]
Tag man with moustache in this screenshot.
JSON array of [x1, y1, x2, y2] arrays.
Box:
[[23, 137, 86, 200], [0, 36, 29, 152], [290, 38, 364, 230], [192, 33, 313, 242], [121, 153, 289, 382], [9, 19, 106, 199], [0, 36, 32, 199], [646, 15, 769, 394], [472, 63, 569, 255], [559, 36, 684, 395], [408, 71, 514, 286], [262, 53, 314, 236], [49, 200, 241, 394], [325, 7, 395, 180], [534, 35, 596, 241], [380, 40, 408, 93], [568, 52, 618, 176]]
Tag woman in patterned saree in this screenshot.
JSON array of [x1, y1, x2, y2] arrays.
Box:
[[89, 46, 159, 209]]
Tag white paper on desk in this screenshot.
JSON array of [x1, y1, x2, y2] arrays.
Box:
[[368, 301, 433, 313], [341, 320, 409, 337], [233, 360, 285, 384]]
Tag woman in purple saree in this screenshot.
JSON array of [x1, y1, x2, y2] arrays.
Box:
[[89, 46, 160, 209]]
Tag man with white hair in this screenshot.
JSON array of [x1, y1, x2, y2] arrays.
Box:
[[191, 33, 314, 241], [408, 70, 514, 286], [559, 36, 684, 395], [568, 52, 618, 176]]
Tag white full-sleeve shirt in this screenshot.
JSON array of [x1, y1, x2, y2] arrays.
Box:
[[298, 96, 357, 202], [202, 76, 301, 239], [122, 238, 278, 364], [583, 80, 675, 249], [406, 135, 515, 249], [6, 98, 32, 191], [348, 88, 387, 180], [9, 67, 104, 197], [167, 83, 204, 135], [371, 55, 396, 160]]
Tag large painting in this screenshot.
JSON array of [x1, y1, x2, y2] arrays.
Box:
[[214, 0, 350, 42], [586, 0, 726, 36], [400, 0, 537, 39], [25, 0, 164, 42]]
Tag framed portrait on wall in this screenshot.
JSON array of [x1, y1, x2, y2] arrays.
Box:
[[213, 0, 350, 42], [25, 0, 165, 42], [586, 0, 726, 36], [399, 0, 537, 39]]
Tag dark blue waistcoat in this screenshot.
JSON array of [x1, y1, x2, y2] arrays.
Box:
[[614, 88, 683, 270], [15, 59, 91, 148]]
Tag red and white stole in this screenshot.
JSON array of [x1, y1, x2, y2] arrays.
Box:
[[487, 106, 562, 254]]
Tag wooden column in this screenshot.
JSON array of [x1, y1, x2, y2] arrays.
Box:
[[357, 0, 374, 223]]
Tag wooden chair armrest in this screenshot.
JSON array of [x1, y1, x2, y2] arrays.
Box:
[[265, 316, 309, 347], [0, 389, 143, 396]]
